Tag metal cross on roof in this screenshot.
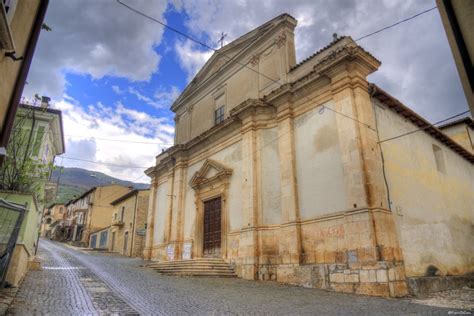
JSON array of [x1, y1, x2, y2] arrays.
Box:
[[218, 32, 227, 48]]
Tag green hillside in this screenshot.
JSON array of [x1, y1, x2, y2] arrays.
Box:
[[50, 167, 149, 203]]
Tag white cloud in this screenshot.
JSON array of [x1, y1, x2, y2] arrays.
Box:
[[154, 85, 181, 106], [112, 85, 125, 95], [127, 87, 162, 109], [125, 85, 181, 109], [24, 0, 168, 100], [174, 39, 213, 81], [53, 97, 174, 181]]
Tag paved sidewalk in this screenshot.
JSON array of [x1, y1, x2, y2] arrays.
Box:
[[6, 239, 471, 315]]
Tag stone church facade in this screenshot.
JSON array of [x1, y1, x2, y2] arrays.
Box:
[[144, 14, 474, 297]]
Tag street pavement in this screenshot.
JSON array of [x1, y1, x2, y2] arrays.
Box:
[[6, 239, 469, 315]]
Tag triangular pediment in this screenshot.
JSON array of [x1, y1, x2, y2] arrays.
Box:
[[189, 159, 232, 189], [172, 14, 297, 111]]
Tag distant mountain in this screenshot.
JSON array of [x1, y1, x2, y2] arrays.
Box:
[[50, 167, 149, 203]]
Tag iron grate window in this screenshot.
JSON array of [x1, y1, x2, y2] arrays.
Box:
[[214, 106, 225, 125]]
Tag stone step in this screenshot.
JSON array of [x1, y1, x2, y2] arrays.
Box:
[[152, 264, 234, 270], [146, 258, 236, 277], [147, 263, 231, 269], [153, 268, 235, 274], [146, 261, 230, 267], [155, 270, 237, 277]]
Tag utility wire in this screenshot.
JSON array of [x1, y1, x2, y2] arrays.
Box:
[[322, 105, 376, 131], [354, 6, 438, 42], [116, 1, 439, 136], [63, 133, 173, 145], [378, 110, 470, 144], [59, 156, 149, 169], [52, 4, 447, 178], [11, 125, 174, 146]]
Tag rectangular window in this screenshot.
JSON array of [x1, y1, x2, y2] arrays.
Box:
[[214, 106, 224, 125], [432, 144, 446, 174], [32, 125, 45, 156], [120, 206, 125, 221]]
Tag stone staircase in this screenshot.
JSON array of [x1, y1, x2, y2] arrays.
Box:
[[146, 258, 237, 277]]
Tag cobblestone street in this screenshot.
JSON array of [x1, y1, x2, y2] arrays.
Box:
[[6, 239, 470, 315]]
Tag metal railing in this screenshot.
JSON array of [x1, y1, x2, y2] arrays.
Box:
[[0, 198, 26, 288]]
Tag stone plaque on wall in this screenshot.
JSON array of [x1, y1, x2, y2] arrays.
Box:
[[167, 244, 175, 261], [182, 242, 192, 260]]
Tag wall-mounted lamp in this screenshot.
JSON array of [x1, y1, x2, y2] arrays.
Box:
[[5, 51, 23, 61]]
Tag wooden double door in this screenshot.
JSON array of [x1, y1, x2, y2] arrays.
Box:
[[203, 197, 221, 257]]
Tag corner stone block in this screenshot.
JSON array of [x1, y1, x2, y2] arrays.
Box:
[[344, 273, 359, 283], [360, 270, 370, 283], [369, 270, 377, 283], [388, 268, 396, 281], [331, 283, 354, 294], [376, 269, 388, 283], [355, 283, 390, 297], [389, 281, 408, 297], [330, 273, 345, 283]]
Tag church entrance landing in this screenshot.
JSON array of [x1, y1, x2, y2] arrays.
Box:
[[203, 197, 221, 257]]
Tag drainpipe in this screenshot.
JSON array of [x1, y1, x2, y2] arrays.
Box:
[[368, 84, 393, 262], [130, 192, 138, 257], [369, 84, 392, 211]]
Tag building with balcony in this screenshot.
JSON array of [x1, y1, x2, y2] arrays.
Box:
[[63, 184, 131, 246], [106, 189, 149, 257]]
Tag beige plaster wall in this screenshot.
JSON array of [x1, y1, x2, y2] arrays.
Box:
[[5, 244, 29, 286], [175, 24, 295, 144], [440, 124, 474, 154], [294, 102, 347, 220], [0, 1, 40, 131], [259, 127, 281, 225], [183, 141, 243, 241], [88, 185, 130, 230], [153, 181, 169, 245], [375, 101, 474, 277], [189, 94, 214, 140], [110, 196, 136, 254]]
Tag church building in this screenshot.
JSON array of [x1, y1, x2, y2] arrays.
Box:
[[144, 14, 473, 297]]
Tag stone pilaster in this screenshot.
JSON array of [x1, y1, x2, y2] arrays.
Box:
[[164, 169, 175, 245], [239, 116, 259, 279], [143, 176, 157, 260], [230, 99, 278, 279], [276, 103, 302, 265], [324, 47, 407, 296], [173, 158, 187, 259]]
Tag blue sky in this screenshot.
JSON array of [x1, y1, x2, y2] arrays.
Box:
[[23, 0, 469, 182], [62, 8, 191, 132]]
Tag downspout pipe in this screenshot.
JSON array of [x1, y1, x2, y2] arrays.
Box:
[[369, 84, 392, 211], [0, 0, 49, 167], [130, 192, 139, 257]]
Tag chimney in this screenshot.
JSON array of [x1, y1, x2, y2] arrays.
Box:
[[41, 96, 51, 108]]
